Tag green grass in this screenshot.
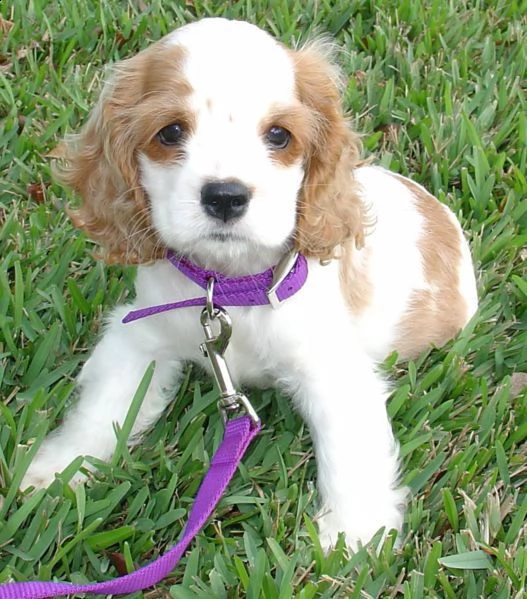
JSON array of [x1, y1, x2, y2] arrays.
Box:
[[1, 0, 526, 597]]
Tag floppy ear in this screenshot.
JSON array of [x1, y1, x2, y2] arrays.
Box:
[[54, 51, 163, 265], [291, 41, 367, 262]]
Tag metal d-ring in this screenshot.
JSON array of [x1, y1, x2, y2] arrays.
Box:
[[205, 277, 215, 320]]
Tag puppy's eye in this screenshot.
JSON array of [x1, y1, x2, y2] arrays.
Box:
[[266, 126, 291, 149], [157, 123, 184, 146]]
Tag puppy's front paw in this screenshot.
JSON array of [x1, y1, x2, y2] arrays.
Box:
[[317, 493, 405, 553], [21, 466, 57, 492], [20, 442, 88, 491], [21, 461, 87, 491]]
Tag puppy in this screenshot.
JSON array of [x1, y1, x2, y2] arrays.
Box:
[[22, 18, 478, 550]]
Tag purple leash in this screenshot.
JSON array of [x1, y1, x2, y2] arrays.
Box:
[[0, 416, 260, 599], [0, 250, 307, 598]]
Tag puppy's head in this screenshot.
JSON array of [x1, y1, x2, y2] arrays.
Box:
[[57, 18, 365, 269]]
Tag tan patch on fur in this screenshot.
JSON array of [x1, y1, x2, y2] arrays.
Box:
[[339, 241, 373, 314], [55, 42, 192, 264], [289, 43, 367, 262], [393, 175, 468, 358]]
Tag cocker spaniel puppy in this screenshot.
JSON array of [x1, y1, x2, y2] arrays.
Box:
[[22, 18, 478, 550]]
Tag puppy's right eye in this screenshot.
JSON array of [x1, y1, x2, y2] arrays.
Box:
[[157, 123, 184, 145], [265, 125, 291, 150]]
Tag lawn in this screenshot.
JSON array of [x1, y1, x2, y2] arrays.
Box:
[[1, 0, 526, 597]]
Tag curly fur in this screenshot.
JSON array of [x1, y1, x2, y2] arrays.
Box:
[[290, 42, 367, 261], [55, 42, 191, 264]]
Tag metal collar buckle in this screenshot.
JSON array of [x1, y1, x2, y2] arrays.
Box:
[[266, 250, 299, 309]]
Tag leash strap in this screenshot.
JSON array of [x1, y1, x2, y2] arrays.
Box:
[[0, 416, 260, 599]]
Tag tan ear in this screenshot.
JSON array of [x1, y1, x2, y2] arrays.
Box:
[[290, 42, 367, 262], [54, 51, 163, 265]]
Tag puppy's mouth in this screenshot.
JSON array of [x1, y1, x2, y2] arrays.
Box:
[[207, 231, 248, 242]]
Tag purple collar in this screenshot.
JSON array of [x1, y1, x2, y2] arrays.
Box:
[[123, 250, 308, 323]]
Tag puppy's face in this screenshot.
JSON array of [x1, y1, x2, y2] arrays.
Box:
[[140, 21, 307, 268], [59, 19, 364, 268]]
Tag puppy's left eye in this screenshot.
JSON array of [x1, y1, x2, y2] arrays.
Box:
[[265, 126, 291, 149], [157, 123, 184, 146]]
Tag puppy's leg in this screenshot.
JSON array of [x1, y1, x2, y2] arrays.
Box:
[[21, 308, 182, 490], [291, 349, 405, 551]]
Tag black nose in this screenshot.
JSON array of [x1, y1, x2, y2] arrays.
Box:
[[200, 180, 250, 222]]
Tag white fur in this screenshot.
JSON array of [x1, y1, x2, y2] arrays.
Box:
[[22, 19, 477, 552]]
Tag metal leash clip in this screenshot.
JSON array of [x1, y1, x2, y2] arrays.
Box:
[[200, 278, 260, 427]]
